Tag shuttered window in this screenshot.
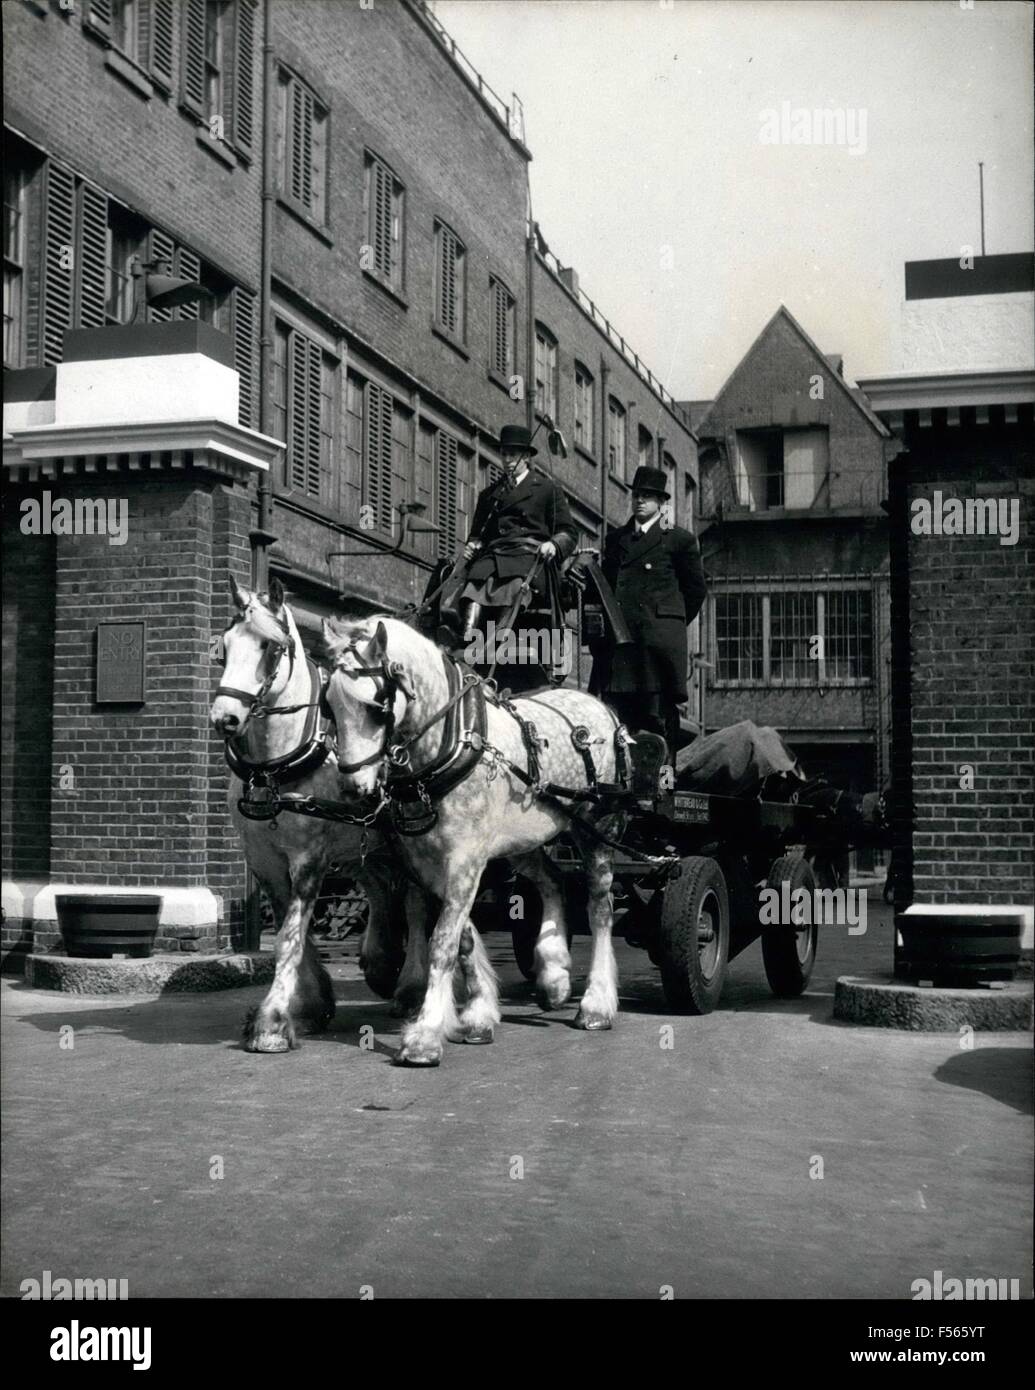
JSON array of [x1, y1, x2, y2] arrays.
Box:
[[271, 318, 336, 500], [435, 431, 459, 560], [489, 276, 515, 380], [364, 153, 404, 293], [364, 381, 396, 535], [83, 0, 175, 89], [275, 67, 329, 225], [434, 222, 466, 343], [181, 0, 255, 158]]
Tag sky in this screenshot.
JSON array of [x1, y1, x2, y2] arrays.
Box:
[[435, 0, 1034, 400]]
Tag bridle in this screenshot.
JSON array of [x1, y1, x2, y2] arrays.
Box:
[[332, 641, 415, 775], [216, 614, 317, 722]]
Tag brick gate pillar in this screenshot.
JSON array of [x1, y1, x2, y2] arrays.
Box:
[[2, 323, 283, 965]]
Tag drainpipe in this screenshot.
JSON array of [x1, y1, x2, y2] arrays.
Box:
[[525, 211, 536, 433], [250, 0, 278, 587], [599, 357, 610, 544]]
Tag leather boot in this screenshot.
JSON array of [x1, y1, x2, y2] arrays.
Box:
[[459, 600, 482, 642]]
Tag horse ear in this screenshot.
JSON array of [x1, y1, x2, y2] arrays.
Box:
[[373, 621, 388, 657], [322, 617, 343, 656], [267, 576, 285, 610], [228, 573, 249, 609]]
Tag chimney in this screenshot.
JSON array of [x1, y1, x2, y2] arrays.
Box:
[[558, 265, 579, 298]]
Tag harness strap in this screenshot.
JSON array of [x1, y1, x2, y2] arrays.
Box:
[[226, 658, 331, 785]]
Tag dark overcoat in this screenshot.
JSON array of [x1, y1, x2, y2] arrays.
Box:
[[590, 519, 707, 701], [466, 469, 577, 582]]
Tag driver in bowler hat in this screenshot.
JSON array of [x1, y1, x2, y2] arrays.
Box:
[[589, 464, 706, 757], [457, 423, 577, 640]]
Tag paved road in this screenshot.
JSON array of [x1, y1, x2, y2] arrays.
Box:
[[2, 896, 1031, 1299]]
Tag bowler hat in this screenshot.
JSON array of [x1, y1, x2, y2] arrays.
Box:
[[499, 424, 537, 457], [630, 465, 670, 498]]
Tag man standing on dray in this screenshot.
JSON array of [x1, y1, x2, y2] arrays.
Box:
[[457, 423, 577, 643], [589, 465, 707, 759]]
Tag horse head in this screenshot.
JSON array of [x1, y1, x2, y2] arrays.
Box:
[[210, 573, 297, 738], [322, 616, 415, 798]]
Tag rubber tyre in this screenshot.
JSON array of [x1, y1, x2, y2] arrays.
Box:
[[658, 856, 730, 1014], [762, 854, 818, 998]]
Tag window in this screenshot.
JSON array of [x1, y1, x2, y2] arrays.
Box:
[[275, 67, 329, 225], [712, 586, 872, 686], [638, 424, 654, 472], [181, 0, 255, 156], [735, 427, 830, 511], [271, 318, 336, 501], [534, 324, 557, 419], [770, 592, 816, 683], [607, 397, 627, 477], [824, 589, 873, 680], [662, 450, 678, 526], [434, 222, 466, 343], [105, 207, 145, 325], [489, 276, 515, 380], [714, 593, 764, 683], [364, 153, 404, 294], [3, 164, 26, 367], [84, 0, 175, 88], [574, 362, 594, 452]]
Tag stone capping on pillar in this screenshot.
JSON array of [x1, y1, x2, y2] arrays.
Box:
[[856, 368, 1035, 416]]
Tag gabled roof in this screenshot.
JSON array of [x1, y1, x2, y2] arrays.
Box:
[[695, 305, 890, 440]]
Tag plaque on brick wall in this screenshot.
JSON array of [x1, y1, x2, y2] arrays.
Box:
[[96, 622, 147, 703]]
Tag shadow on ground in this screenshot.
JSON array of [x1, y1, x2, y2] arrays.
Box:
[[934, 1047, 1034, 1116]]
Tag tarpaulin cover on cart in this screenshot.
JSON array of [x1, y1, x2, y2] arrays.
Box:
[[674, 720, 806, 797]]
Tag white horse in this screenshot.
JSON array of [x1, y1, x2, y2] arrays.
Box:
[[210, 577, 427, 1051], [323, 614, 628, 1067]]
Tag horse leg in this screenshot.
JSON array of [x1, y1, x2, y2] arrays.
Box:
[[293, 930, 336, 1036], [396, 866, 481, 1067], [516, 853, 572, 1010], [391, 883, 431, 1019], [243, 862, 324, 1053], [359, 857, 406, 1000], [454, 921, 500, 1043], [574, 839, 619, 1031]]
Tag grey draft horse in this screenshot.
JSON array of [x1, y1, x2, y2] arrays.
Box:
[[210, 578, 427, 1050], [323, 614, 630, 1067]]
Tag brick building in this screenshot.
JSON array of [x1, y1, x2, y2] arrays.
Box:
[[857, 253, 1034, 960], [2, 0, 696, 964], [689, 306, 893, 804]]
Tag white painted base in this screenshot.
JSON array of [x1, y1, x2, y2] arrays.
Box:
[[901, 902, 1035, 951], [2, 880, 223, 929]]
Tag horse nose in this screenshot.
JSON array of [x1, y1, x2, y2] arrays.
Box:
[[217, 712, 240, 735]]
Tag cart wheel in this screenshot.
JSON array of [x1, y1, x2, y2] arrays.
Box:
[[762, 854, 818, 997], [658, 856, 730, 1014]]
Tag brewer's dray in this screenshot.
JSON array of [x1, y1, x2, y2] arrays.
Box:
[[501, 781, 891, 1014]]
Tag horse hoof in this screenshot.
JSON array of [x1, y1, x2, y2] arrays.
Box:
[[393, 1047, 441, 1067], [246, 1032, 292, 1053], [573, 1011, 613, 1032], [536, 982, 571, 1011], [461, 1027, 495, 1045]]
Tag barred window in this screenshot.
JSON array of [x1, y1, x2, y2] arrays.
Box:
[[364, 153, 404, 293], [824, 589, 872, 680], [714, 593, 763, 682], [434, 222, 466, 342], [574, 362, 594, 452], [770, 592, 816, 683], [276, 67, 329, 225], [489, 276, 515, 380]]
